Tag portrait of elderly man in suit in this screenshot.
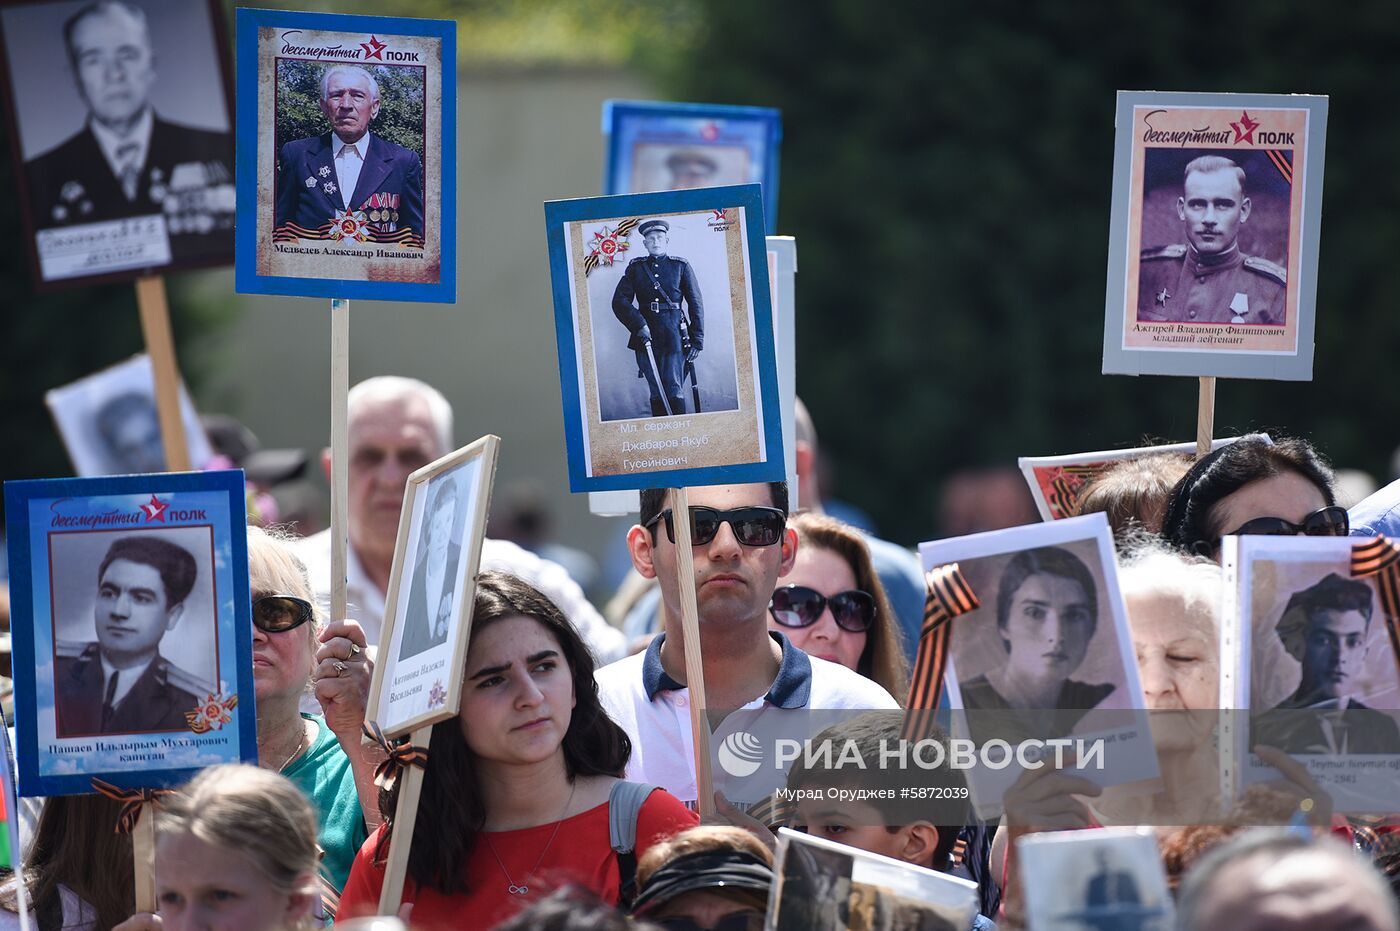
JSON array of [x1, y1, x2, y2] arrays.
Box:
[[274, 64, 425, 248], [398, 475, 462, 661], [55, 534, 206, 737], [22, 0, 234, 258]]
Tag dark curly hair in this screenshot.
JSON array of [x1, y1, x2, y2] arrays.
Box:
[[375, 571, 631, 894], [1159, 434, 1335, 557]]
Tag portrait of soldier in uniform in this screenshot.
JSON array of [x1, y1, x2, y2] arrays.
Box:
[[94, 391, 164, 474], [1137, 154, 1287, 326], [274, 64, 425, 248], [54, 534, 206, 737], [610, 218, 705, 418], [398, 474, 462, 662], [13, 0, 234, 263], [1252, 573, 1400, 755]]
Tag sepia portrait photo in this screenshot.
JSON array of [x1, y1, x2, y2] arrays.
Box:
[[1102, 92, 1328, 380], [1017, 827, 1174, 931], [0, 0, 235, 288], [545, 184, 784, 493], [45, 353, 213, 476], [235, 8, 455, 302]]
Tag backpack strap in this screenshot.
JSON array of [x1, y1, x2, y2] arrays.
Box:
[[609, 780, 659, 908]]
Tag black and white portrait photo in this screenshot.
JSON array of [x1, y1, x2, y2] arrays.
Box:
[[630, 144, 751, 193], [49, 527, 216, 738], [1249, 570, 1400, 756], [397, 468, 467, 663], [45, 354, 213, 476], [0, 0, 235, 286], [1018, 828, 1174, 931]]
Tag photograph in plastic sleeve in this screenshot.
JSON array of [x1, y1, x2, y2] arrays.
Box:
[[0, 0, 235, 289], [765, 827, 978, 931], [1102, 91, 1328, 380], [1017, 827, 1174, 931], [4, 471, 256, 796], [45, 354, 213, 477], [1223, 535, 1400, 813], [919, 514, 1158, 818]]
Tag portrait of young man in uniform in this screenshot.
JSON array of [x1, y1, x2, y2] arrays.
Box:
[[1137, 154, 1287, 326], [54, 534, 206, 737], [11, 0, 235, 266], [610, 218, 705, 419], [274, 64, 425, 248]]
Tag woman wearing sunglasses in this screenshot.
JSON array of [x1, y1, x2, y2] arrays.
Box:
[[766, 513, 909, 700], [246, 526, 381, 897], [337, 572, 696, 929], [1160, 434, 1345, 559]]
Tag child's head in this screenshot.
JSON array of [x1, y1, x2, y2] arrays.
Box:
[[785, 712, 970, 872]]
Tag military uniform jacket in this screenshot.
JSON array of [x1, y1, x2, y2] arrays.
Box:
[[1137, 244, 1286, 325], [611, 253, 704, 355], [54, 642, 202, 737], [24, 114, 234, 265], [275, 133, 425, 246]]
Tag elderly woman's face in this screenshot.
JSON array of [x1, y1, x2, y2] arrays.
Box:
[[1209, 470, 1328, 547], [1127, 589, 1219, 751], [250, 573, 315, 705], [1001, 572, 1094, 681]]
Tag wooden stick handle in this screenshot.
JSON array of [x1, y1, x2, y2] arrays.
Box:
[[1196, 376, 1217, 459], [330, 299, 350, 624], [132, 801, 156, 913], [378, 726, 433, 915], [669, 487, 715, 820], [135, 275, 191, 471]]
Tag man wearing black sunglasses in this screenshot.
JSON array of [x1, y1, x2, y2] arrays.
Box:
[[597, 482, 898, 810], [56, 535, 207, 737]]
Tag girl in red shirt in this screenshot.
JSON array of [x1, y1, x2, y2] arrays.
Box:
[[338, 572, 696, 928]]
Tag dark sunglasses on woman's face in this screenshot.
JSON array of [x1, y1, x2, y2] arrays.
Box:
[[252, 595, 314, 633], [645, 506, 787, 547], [1227, 505, 1349, 539], [769, 584, 876, 633]]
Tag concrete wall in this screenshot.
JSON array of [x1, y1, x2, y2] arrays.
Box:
[[189, 65, 650, 576]]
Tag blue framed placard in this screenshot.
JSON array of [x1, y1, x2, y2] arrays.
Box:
[[603, 100, 781, 235], [544, 184, 784, 492], [5, 470, 257, 796], [234, 9, 456, 302]]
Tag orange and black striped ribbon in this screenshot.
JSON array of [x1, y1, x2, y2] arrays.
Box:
[[90, 778, 174, 834], [901, 564, 980, 741], [583, 217, 641, 275], [1048, 476, 1075, 519], [1266, 149, 1293, 185], [1352, 536, 1400, 663], [362, 721, 429, 793]]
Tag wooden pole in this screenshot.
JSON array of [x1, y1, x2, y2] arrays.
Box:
[[132, 801, 156, 913], [330, 299, 350, 625], [377, 726, 433, 914], [135, 275, 191, 471], [1196, 376, 1217, 459], [669, 487, 715, 820]]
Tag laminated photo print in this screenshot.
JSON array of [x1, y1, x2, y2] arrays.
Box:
[[1017, 827, 1174, 931], [1102, 91, 1327, 380], [603, 99, 781, 235], [918, 514, 1158, 818], [0, 0, 235, 289], [235, 8, 455, 302], [544, 184, 784, 492], [45, 354, 213, 477], [1222, 535, 1400, 813], [366, 435, 498, 737], [4, 470, 256, 796], [1018, 436, 1256, 522], [765, 828, 979, 931]]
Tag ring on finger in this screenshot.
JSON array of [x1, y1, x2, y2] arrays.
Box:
[[349, 642, 362, 657], [333, 660, 349, 678]]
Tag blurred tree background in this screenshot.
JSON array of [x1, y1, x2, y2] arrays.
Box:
[[275, 60, 425, 155], [6, 0, 1400, 548]]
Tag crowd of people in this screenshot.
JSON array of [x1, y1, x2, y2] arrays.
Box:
[[5, 373, 1400, 931]]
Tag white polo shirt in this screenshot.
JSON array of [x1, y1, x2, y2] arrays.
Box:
[[596, 630, 899, 809]]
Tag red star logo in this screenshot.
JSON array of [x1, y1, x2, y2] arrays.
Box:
[[140, 494, 168, 522], [361, 35, 386, 60], [712, 209, 728, 221], [699, 122, 720, 142], [1230, 110, 1261, 144]]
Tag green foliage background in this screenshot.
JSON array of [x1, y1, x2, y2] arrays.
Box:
[[275, 61, 425, 156]]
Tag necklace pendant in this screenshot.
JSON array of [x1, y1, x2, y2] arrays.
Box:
[[508, 883, 527, 895]]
